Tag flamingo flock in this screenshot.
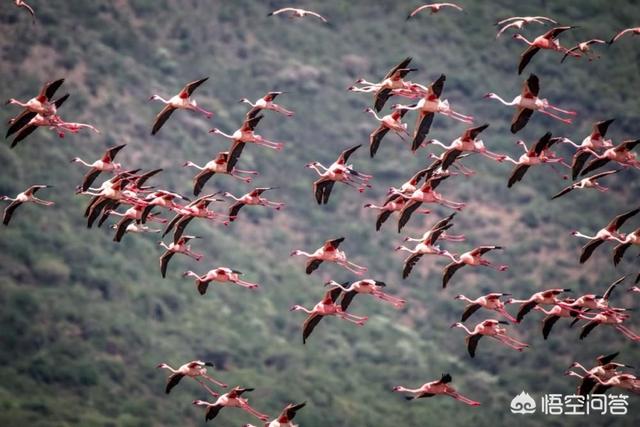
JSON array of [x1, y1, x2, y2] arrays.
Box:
[[3, 2, 640, 424]]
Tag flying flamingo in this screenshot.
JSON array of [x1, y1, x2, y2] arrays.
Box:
[[244, 402, 307, 427], [495, 16, 557, 38], [512, 26, 577, 74], [162, 193, 230, 243], [574, 309, 640, 341], [451, 319, 528, 357], [561, 39, 606, 62], [613, 227, 640, 265], [140, 190, 189, 223], [579, 139, 640, 176], [442, 246, 508, 288], [5, 78, 64, 137], [367, 57, 416, 112], [223, 187, 284, 222], [364, 107, 410, 158], [14, 0, 35, 22], [392, 74, 474, 151], [532, 298, 583, 339], [403, 213, 464, 244], [307, 144, 372, 205], [183, 267, 259, 295], [110, 204, 166, 242], [551, 170, 619, 200], [484, 74, 576, 133], [397, 224, 459, 279], [156, 360, 227, 396], [590, 374, 640, 394], [290, 237, 367, 275], [561, 119, 615, 178], [364, 197, 431, 231], [184, 151, 258, 196], [193, 386, 269, 422], [290, 288, 368, 344], [110, 223, 160, 238], [149, 77, 213, 135], [609, 27, 640, 44], [454, 293, 517, 323], [392, 373, 480, 406], [242, 92, 294, 118], [72, 144, 126, 191], [393, 174, 465, 232], [558, 277, 626, 319], [407, 3, 463, 19], [159, 235, 203, 278], [268, 8, 328, 23], [504, 133, 570, 187], [427, 124, 507, 169], [326, 279, 406, 309], [210, 114, 284, 172], [506, 288, 571, 322], [571, 207, 639, 263], [1, 185, 54, 226], [565, 352, 632, 394]]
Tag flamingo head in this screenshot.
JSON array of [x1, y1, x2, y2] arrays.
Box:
[[239, 98, 250, 104], [483, 92, 498, 99], [355, 78, 365, 84], [289, 250, 301, 256], [454, 294, 464, 300], [209, 128, 220, 134], [392, 386, 403, 392], [148, 95, 159, 101], [570, 230, 579, 236], [289, 305, 302, 312], [156, 363, 169, 369], [363, 107, 374, 113], [304, 162, 319, 168], [450, 322, 462, 328], [70, 157, 80, 163]]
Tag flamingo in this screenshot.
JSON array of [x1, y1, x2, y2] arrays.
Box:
[[609, 27, 640, 44], [307, 144, 372, 205], [364, 107, 410, 157], [558, 277, 626, 317], [442, 246, 508, 288], [392, 373, 480, 406], [1, 185, 54, 226], [210, 114, 284, 173], [613, 228, 640, 265], [397, 224, 459, 279], [551, 170, 619, 200], [427, 124, 507, 168], [484, 74, 576, 133], [394, 177, 465, 232], [403, 213, 465, 243], [574, 309, 640, 341], [366, 57, 416, 112], [561, 39, 606, 62], [244, 402, 307, 427], [149, 77, 212, 135], [72, 144, 126, 191], [427, 152, 476, 177], [495, 16, 557, 38], [571, 207, 639, 263], [392, 74, 474, 151], [110, 204, 167, 242], [109, 223, 160, 239], [140, 190, 189, 223], [193, 386, 269, 422], [184, 151, 258, 196], [506, 288, 571, 322], [162, 193, 231, 244], [512, 26, 577, 74], [183, 267, 259, 295], [290, 237, 367, 275], [407, 3, 463, 19], [560, 119, 615, 178], [268, 7, 328, 23], [242, 92, 294, 118], [451, 319, 528, 357], [580, 139, 640, 176], [159, 235, 203, 278], [532, 298, 583, 339], [565, 352, 633, 394], [14, 0, 35, 22], [364, 197, 431, 231], [223, 187, 284, 222], [454, 293, 517, 323], [504, 133, 570, 187], [290, 288, 368, 344], [326, 279, 406, 309], [590, 374, 640, 394], [5, 78, 64, 137], [156, 360, 227, 396]]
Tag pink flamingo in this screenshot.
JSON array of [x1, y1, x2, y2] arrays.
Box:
[[159, 235, 203, 278], [442, 246, 508, 288], [150, 77, 213, 135], [290, 237, 367, 275], [193, 386, 269, 422], [241, 91, 294, 118], [454, 293, 517, 323], [184, 151, 258, 195], [571, 207, 638, 263], [223, 187, 284, 222], [393, 373, 480, 406], [451, 319, 529, 357], [1, 184, 54, 226], [326, 279, 406, 309], [513, 26, 578, 74], [184, 267, 259, 295], [156, 360, 227, 396]]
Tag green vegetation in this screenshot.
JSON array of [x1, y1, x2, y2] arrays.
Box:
[[0, 1, 639, 426]]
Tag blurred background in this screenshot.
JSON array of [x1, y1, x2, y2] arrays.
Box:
[[0, 0, 639, 426]]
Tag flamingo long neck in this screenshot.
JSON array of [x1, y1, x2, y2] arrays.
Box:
[[492, 94, 519, 106], [457, 295, 473, 303], [294, 306, 313, 314], [186, 161, 204, 170], [153, 95, 171, 104], [75, 158, 93, 167], [366, 110, 383, 121], [160, 242, 171, 250], [184, 271, 200, 279], [456, 324, 474, 334], [515, 34, 534, 45], [217, 130, 235, 139], [574, 231, 597, 239]]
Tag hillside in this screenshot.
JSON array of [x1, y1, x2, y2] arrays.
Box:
[[0, 1, 639, 426]]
